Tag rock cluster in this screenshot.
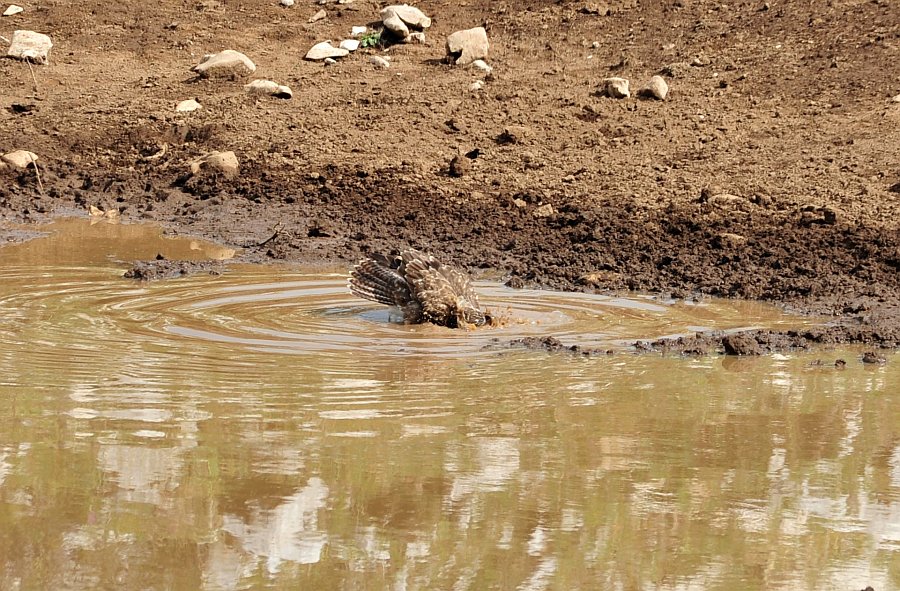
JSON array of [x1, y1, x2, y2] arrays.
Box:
[[380, 4, 431, 42], [600, 75, 671, 100]]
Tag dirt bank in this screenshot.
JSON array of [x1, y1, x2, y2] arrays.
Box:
[[2, 0, 899, 350]]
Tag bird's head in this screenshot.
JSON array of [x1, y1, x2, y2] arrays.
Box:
[[454, 297, 487, 328]]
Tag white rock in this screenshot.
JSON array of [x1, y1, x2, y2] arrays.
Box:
[[6, 30, 52, 64], [280, 0, 294, 6], [403, 32, 426, 44], [308, 9, 326, 23], [193, 49, 256, 78], [3, 5, 24, 16], [470, 79, 484, 91], [603, 77, 630, 98], [369, 55, 390, 68], [305, 40, 349, 60], [472, 59, 492, 73], [175, 99, 202, 112], [892, 94, 900, 103], [380, 4, 431, 29], [2, 150, 38, 169], [245, 79, 293, 98], [190, 151, 239, 178], [351, 25, 367, 37], [446, 27, 489, 65], [642, 75, 668, 100], [324, 57, 337, 65], [339, 39, 360, 51], [381, 8, 409, 38]]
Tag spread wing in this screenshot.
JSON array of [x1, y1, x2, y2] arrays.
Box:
[[349, 257, 415, 307]]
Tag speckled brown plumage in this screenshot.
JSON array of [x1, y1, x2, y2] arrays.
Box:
[[349, 249, 486, 328]]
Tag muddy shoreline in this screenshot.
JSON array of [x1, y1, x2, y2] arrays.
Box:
[[2, 0, 898, 353]]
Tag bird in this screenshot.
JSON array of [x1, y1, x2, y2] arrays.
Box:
[[349, 249, 488, 328]]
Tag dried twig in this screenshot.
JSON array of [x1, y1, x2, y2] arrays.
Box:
[[250, 222, 284, 248], [0, 35, 10, 45], [25, 58, 39, 94], [28, 152, 45, 196]]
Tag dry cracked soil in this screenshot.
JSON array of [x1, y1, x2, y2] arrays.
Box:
[[1, 0, 899, 353]]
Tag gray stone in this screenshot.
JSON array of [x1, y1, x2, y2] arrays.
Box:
[[308, 9, 326, 23], [369, 55, 390, 68], [446, 27, 489, 65], [642, 75, 668, 100], [193, 50, 256, 78], [244, 79, 293, 99], [339, 39, 360, 51], [3, 5, 24, 16], [381, 8, 409, 38], [190, 151, 239, 178], [1, 149, 38, 169], [7, 30, 52, 64], [403, 32, 426, 44], [305, 41, 349, 60], [380, 4, 431, 29], [603, 77, 630, 98]]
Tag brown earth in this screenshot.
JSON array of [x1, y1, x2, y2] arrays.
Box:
[[1, 0, 899, 351]]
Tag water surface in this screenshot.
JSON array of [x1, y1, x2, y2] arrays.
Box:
[[0, 219, 897, 590]]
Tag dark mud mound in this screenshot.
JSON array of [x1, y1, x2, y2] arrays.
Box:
[[124, 257, 224, 281]]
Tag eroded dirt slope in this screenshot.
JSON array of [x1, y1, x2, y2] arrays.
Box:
[[2, 0, 899, 347]]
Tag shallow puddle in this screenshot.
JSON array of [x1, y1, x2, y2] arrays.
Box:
[[0, 219, 897, 590]]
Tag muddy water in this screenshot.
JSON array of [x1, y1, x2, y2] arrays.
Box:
[[0, 219, 897, 590]]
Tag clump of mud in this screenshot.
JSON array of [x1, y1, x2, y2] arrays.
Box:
[[124, 255, 224, 280], [493, 336, 615, 357]]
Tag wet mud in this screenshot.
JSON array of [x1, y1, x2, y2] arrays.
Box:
[[2, 0, 898, 352], [123, 256, 225, 281]]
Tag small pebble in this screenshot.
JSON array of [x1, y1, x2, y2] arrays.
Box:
[[472, 59, 492, 73]]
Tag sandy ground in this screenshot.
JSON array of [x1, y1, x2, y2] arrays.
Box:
[[1, 0, 899, 351]]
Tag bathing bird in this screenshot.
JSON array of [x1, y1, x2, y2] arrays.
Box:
[[349, 249, 487, 328]]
